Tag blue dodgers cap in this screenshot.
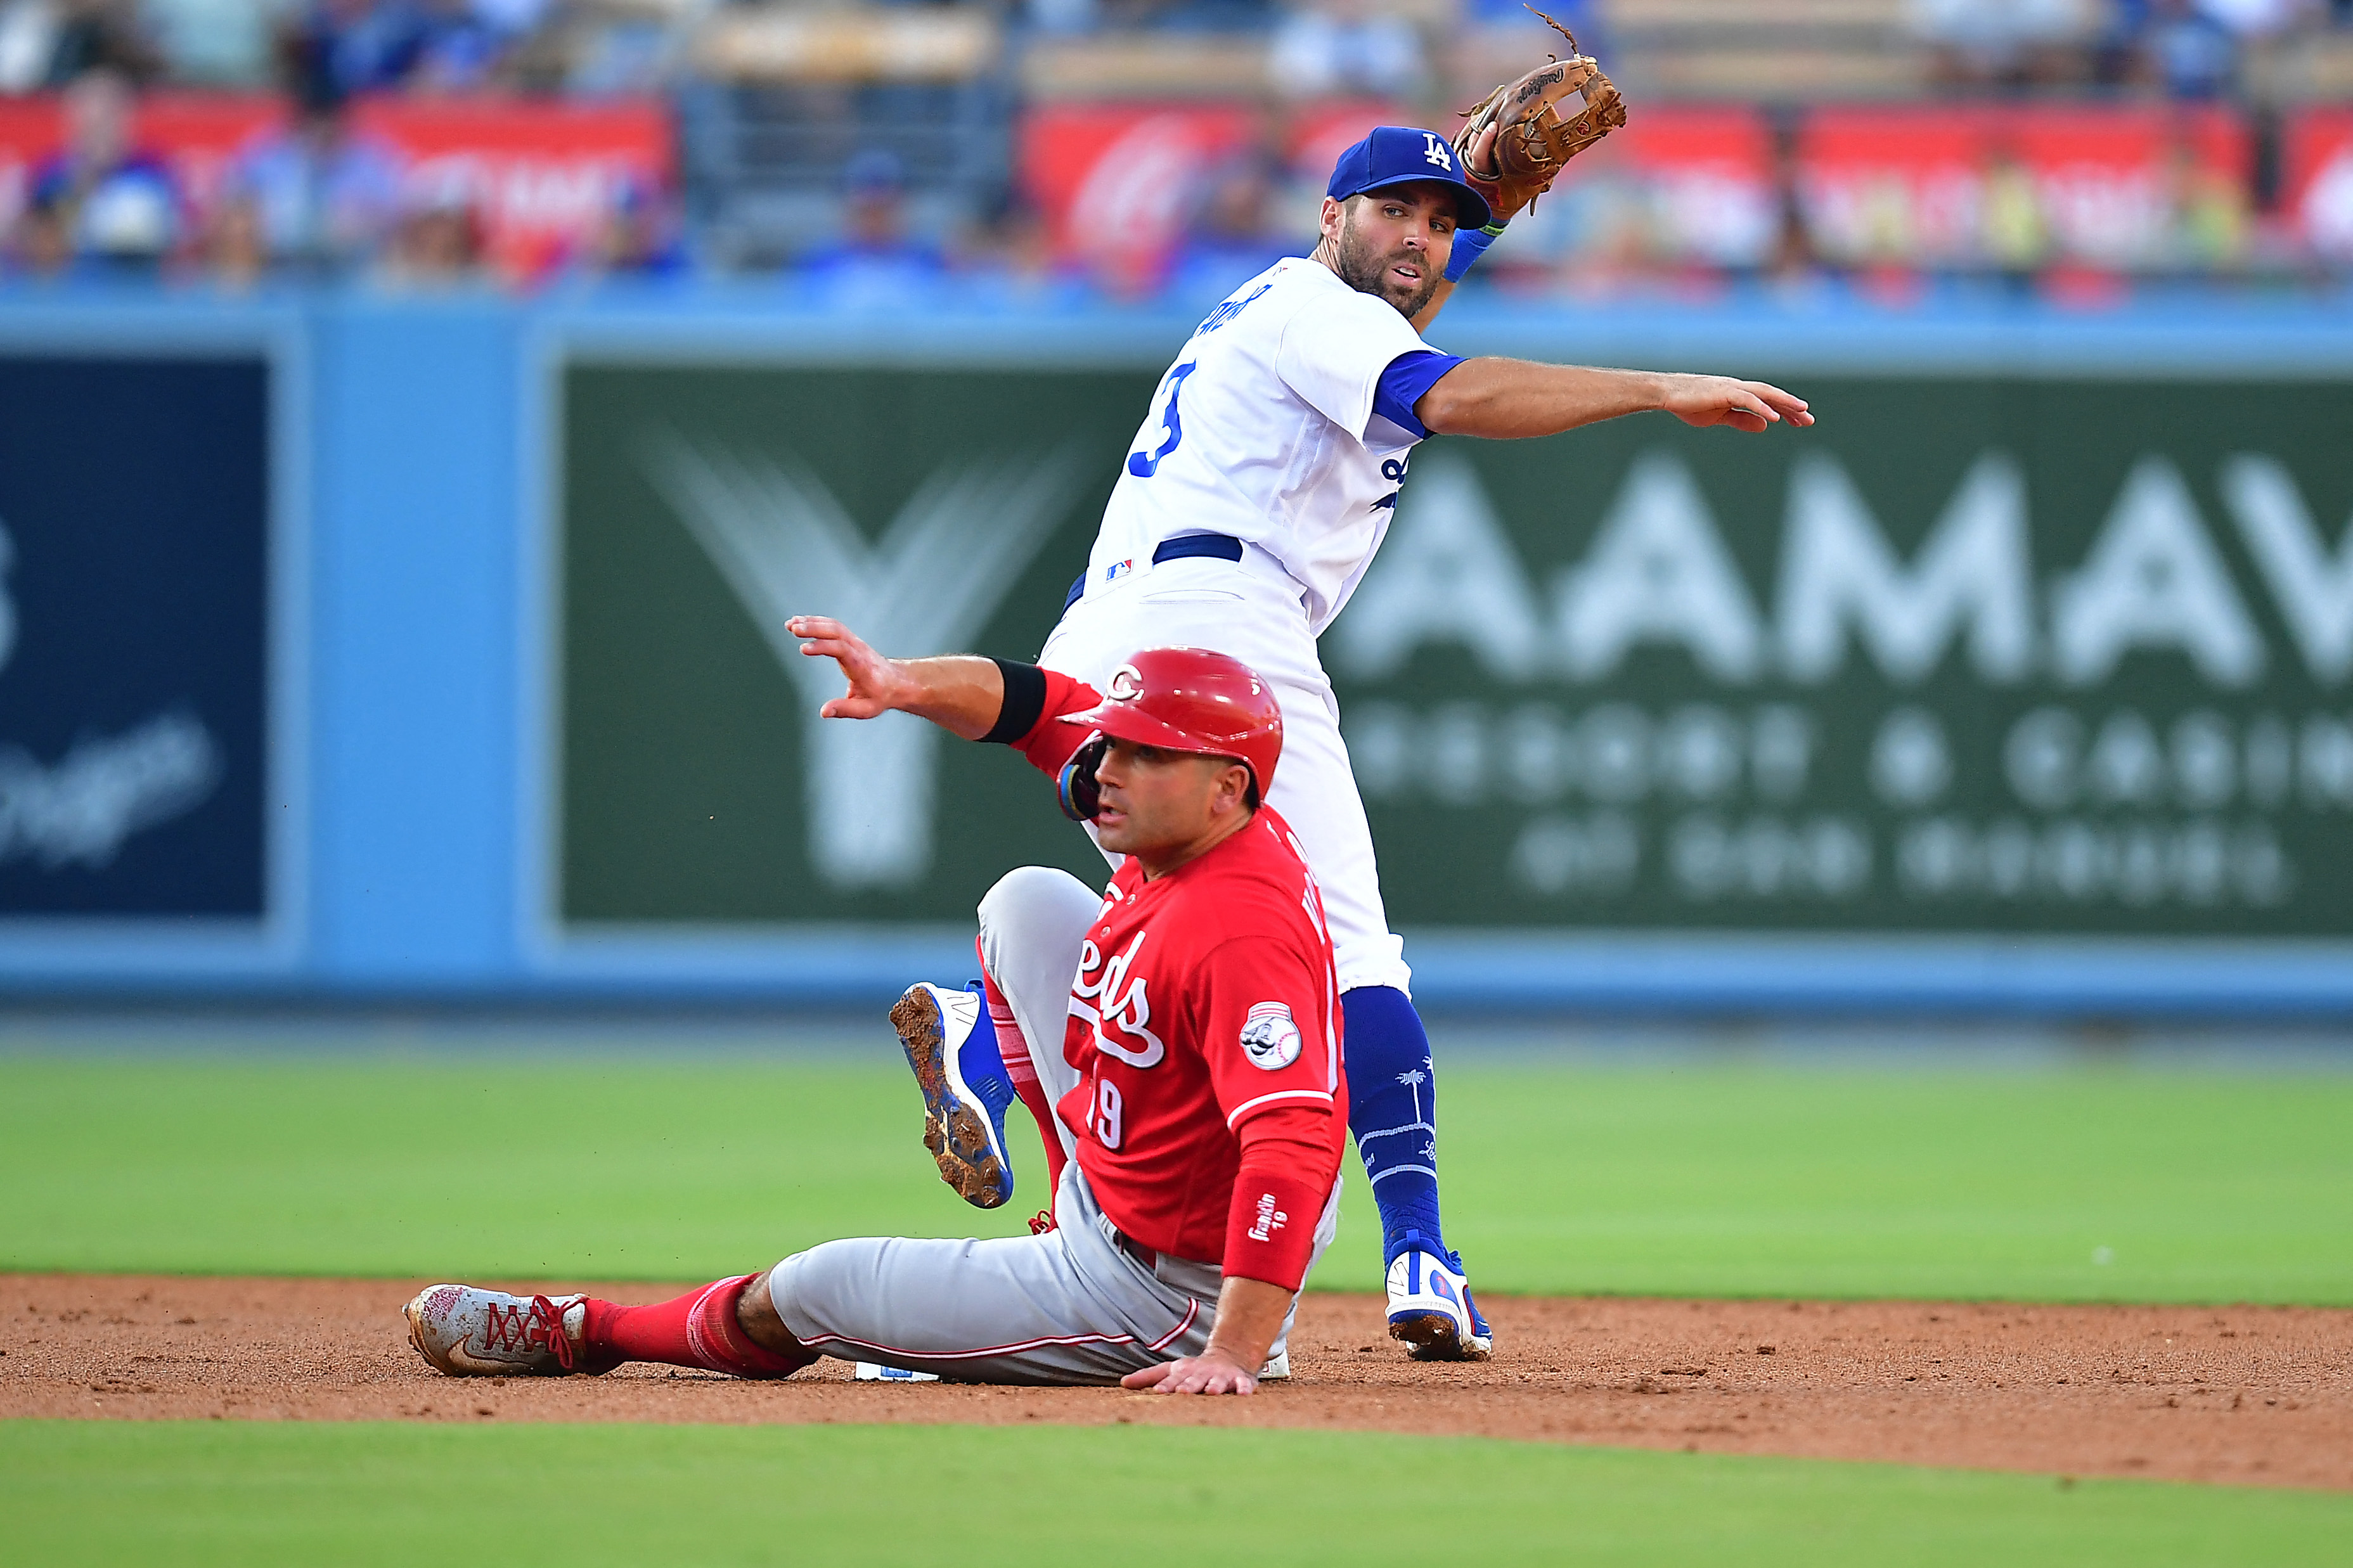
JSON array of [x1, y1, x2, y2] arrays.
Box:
[[1326, 126, 1493, 231]]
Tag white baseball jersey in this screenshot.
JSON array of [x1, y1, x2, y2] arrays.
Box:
[[1081, 255, 1436, 636]]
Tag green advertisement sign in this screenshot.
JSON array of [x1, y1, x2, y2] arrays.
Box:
[[560, 361, 2353, 939], [560, 363, 1150, 925]]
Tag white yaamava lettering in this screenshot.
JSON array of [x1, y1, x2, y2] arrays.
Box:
[[1072, 928, 1164, 1067], [645, 432, 1085, 889], [2222, 454, 2353, 684], [1777, 452, 2035, 684], [1559, 451, 1765, 683], [2052, 457, 2264, 688]]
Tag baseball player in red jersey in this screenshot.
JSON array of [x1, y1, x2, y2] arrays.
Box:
[[404, 643, 1342, 1394]]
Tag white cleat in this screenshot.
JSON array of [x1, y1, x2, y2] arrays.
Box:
[[1384, 1241, 1493, 1363], [403, 1283, 603, 1377]]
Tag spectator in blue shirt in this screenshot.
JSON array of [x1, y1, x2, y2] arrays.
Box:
[[19, 67, 183, 273], [796, 150, 946, 307], [583, 172, 694, 280], [216, 45, 403, 278]]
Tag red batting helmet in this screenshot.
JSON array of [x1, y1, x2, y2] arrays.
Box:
[[1054, 646, 1284, 823]]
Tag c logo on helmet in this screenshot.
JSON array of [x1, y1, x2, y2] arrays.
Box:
[[1107, 664, 1144, 702]]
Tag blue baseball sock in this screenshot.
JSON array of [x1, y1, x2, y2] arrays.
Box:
[[1340, 986, 1447, 1263]]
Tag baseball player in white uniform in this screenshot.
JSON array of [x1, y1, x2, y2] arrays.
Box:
[[976, 126, 1815, 1363]]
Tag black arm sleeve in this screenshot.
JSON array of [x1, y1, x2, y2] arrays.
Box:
[[980, 658, 1048, 745]]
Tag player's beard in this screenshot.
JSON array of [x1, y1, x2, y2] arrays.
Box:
[[1330, 208, 1441, 319]]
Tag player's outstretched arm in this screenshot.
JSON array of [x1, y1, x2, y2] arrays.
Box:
[[1417, 358, 1812, 440], [1120, 1275, 1294, 1396], [787, 614, 1005, 740]]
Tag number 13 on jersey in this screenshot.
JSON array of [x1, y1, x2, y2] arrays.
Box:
[[1126, 362, 1197, 479]]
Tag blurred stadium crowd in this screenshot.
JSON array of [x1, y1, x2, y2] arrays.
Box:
[[1, 0, 2350, 300]]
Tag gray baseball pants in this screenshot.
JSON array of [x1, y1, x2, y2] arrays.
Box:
[[766, 1159, 1230, 1385], [764, 864, 1332, 1385]]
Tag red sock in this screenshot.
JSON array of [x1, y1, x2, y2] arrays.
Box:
[[980, 942, 1069, 1195], [580, 1274, 811, 1379]]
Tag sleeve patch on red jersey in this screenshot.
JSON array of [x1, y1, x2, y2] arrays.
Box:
[[1239, 1002, 1303, 1070]]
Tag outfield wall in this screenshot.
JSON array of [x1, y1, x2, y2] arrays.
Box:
[[3, 286, 2351, 1015]]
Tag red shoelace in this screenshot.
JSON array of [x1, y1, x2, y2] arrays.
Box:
[[479, 1294, 576, 1371], [1027, 1209, 1056, 1235]]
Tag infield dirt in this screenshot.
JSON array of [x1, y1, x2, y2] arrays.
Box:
[[6, 1273, 2347, 1492]]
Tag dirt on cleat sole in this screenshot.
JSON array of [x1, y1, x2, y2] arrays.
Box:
[[890, 989, 1010, 1209], [1389, 1313, 1492, 1363], [402, 1301, 448, 1375]]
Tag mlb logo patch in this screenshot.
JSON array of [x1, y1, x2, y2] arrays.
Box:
[[1104, 559, 1135, 583]]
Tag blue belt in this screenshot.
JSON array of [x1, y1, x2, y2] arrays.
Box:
[[1062, 532, 1244, 612]]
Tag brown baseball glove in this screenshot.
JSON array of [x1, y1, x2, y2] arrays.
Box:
[[1454, 8, 1627, 223]]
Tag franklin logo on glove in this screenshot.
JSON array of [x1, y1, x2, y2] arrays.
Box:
[[1240, 1001, 1303, 1070]]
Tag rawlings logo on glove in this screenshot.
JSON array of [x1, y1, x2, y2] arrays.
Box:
[[1454, 7, 1627, 223]]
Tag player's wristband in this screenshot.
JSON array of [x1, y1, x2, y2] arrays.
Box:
[[981, 658, 1047, 745], [1443, 221, 1507, 283]]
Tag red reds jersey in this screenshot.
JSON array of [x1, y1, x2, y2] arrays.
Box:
[[1013, 671, 1348, 1292]]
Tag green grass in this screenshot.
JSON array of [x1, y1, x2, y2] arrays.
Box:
[[3, 1053, 2350, 1302], [6, 1421, 2347, 1567]]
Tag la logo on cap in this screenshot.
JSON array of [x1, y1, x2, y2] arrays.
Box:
[[1422, 133, 1452, 170]]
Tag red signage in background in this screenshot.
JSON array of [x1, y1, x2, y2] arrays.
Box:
[[1024, 101, 1784, 282], [1530, 105, 1776, 269], [1800, 107, 1989, 266], [2009, 106, 2245, 267], [0, 95, 67, 231], [1021, 103, 1256, 286], [1800, 105, 2247, 272], [1020, 99, 1403, 288], [0, 92, 671, 278], [1285, 99, 1393, 190], [358, 97, 671, 278], [130, 94, 279, 214], [2285, 108, 2353, 262]]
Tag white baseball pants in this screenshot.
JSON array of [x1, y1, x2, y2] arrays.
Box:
[[1038, 549, 1412, 996]]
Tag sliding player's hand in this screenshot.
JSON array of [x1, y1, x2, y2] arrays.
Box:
[[788, 614, 905, 719], [1121, 1351, 1260, 1396]]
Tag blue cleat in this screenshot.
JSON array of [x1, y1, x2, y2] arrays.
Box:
[[889, 981, 1019, 1210], [1384, 1230, 1493, 1361]]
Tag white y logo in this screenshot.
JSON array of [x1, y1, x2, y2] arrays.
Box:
[[1422, 134, 1452, 170], [644, 434, 1086, 888]]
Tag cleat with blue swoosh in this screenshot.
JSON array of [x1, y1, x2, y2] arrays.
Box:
[[1384, 1231, 1493, 1362], [891, 981, 1020, 1210]]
